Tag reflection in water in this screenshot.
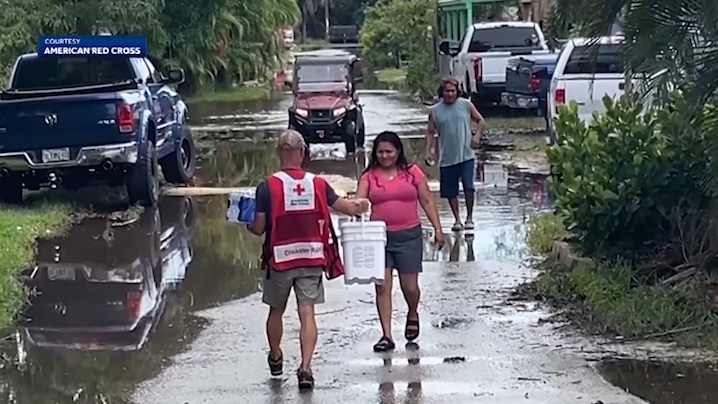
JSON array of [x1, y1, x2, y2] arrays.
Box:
[[378, 350, 424, 404], [185, 196, 264, 309], [421, 179, 547, 263], [0, 197, 221, 404], [599, 359, 718, 404]]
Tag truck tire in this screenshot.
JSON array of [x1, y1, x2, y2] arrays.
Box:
[[0, 178, 22, 204], [160, 127, 196, 184], [127, 141, 159, 207]]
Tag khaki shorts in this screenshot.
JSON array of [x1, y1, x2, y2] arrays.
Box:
[[262, 266, 325, 308]]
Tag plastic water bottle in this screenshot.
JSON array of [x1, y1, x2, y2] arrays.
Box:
[[226, 191, 256, 224]]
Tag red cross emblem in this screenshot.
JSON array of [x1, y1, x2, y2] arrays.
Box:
[[293, 183, 306, 195]]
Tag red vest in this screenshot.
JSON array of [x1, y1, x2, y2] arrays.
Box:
[[267, 169, 331, 271]]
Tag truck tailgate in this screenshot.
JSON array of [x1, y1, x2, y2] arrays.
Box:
[[476, 50, 551, 84], [563, 74, 624, 123], [0, 93, 129, 153]]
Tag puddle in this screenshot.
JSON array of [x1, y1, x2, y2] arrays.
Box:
[[1, 195, 263, 403], [598, 359, 718, 403]]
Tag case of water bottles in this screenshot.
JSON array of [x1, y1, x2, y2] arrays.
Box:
[[226, 190, 256, 224]]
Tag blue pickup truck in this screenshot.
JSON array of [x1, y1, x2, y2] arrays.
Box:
[[500, 53, 558, 123], [0, 54, 196, 206]]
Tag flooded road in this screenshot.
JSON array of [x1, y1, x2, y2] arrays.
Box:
[[0, 91, 711, 404], [188, 90, 427, 139]]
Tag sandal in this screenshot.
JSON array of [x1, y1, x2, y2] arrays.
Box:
[[268, 352, 283, 376], [373, 336, 396, 352], [297, 368, 315, 389], [405, 317, 420, 341]]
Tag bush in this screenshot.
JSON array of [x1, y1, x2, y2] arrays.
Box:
[[547, 93, 717, 259]]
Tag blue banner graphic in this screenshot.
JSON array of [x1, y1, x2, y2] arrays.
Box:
[[38, 35, 147, 58]]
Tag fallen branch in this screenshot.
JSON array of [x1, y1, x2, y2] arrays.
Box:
[[598, 324, 705, 345], [660, 266, 698, 285]]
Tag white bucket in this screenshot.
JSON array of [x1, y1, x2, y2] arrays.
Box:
[[339, 214, 387, 285]]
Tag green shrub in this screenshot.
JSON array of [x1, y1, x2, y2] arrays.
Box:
[[526, 211, 569, 254], [547, 93, 716, 259]]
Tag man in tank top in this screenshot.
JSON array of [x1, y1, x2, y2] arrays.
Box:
[[425, 76, 486, 232]]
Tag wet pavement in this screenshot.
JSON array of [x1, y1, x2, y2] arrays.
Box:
[[0, 91, 715, 404], [188, 90, 427, 139]]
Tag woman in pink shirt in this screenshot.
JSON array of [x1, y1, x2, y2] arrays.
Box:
[[356, 131, 444, 352]]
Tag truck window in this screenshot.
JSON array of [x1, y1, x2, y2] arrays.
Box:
[[12, 58, 135, 90], [564, 44, 623, 74], [468, 26, 541, 52]]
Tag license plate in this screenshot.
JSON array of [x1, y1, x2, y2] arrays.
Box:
[[47, 267, 75, 281], [42, 148, 70, 163]]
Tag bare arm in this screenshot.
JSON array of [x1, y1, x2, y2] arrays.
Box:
[[425, 111, 437, 162], [355, 175, 369, 199], [332, 197, 367, 216], [468, 101, 486, 136], [417, 176, 442, 235], [248, 212, 266, 236]]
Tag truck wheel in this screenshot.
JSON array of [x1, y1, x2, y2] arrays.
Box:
[[160, 128, 196, 184], [0, 178, 22, 204], [127, 141, 159, 207]]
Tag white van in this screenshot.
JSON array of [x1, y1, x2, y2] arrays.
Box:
[[548, 36, 625, 141]]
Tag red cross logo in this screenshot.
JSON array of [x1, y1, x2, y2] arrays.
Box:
[[293, 183, 306, 195]]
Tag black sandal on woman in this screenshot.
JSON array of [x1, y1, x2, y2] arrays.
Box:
[[405, 317, 420, 341], [373, 336, 396, 352]]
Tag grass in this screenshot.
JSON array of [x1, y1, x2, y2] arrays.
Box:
[[189, 85, 271, 103], [519, 260, 718, 349], [526, 211, 569, 254], [0, 203, 72, 329], [519, 210, 718, 349], [375, 67, 407, 84]]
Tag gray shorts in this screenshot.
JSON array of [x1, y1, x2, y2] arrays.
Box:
[[386, 225, 423, 273], [262, 266, 325, 308]]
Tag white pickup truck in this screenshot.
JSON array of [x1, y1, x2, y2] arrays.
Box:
[[547, 36, 626, 142], [439, 21, 551, 106]]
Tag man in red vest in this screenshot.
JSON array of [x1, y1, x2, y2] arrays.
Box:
[[248, 129, 369, 389]]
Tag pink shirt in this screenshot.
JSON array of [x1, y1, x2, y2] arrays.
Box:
[[360, 165, 425, 231]]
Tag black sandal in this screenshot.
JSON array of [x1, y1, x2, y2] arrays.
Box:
[[268, 352, 283, 376], [297, 368, 315, 389], [373, 336, 396, 352], [405, 318, 420, 341]]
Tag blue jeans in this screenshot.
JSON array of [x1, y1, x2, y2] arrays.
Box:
[[439, 159, 475, 199]]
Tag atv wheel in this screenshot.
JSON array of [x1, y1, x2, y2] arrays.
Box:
[[127, 141, 159, 207], [343, 121, 358, 154]]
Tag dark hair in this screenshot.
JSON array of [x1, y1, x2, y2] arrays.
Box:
[[363, 131, 416, 189], [439, 76, 460, 97]]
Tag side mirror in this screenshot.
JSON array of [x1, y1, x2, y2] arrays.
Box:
[[162, 68, 185, 85], [439, 40, 461, 56]]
